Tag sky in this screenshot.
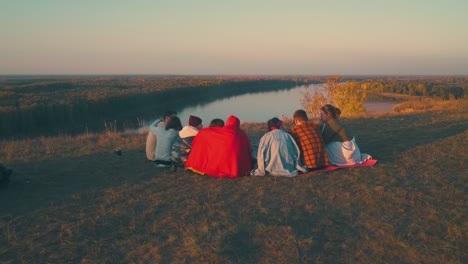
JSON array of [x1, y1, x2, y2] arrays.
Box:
[[1, 0, 467, 75]]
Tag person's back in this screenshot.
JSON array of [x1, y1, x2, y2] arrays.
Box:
[[252, 117, 306, 177], [176, 115, 203, 165], [152, 126, 179, 162], [289, 109, 330, 170], [146, 110, 177, 161], [185, 115, 252, 178], [151, 116, 182, 167], [320, 104, 371, 165], [321, 118, 353, 144]]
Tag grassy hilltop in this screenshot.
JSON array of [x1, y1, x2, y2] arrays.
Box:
[[0, 99, 467, 263]]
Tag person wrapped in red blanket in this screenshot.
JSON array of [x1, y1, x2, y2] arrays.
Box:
[[185, 115, 252, 178]]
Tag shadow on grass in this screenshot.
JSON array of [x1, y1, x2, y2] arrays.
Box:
[[0, 126, 465, 263], [220, 227, 260, 263], [349, 112, 468, 163], [0, 149, 168, 217], [217, 179, 359, 263]]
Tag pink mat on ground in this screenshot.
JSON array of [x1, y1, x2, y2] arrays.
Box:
[[300, 159, 378, 176]]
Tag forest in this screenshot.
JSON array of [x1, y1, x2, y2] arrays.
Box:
[[0, 75, 466, 139], [0, 76, 317, 138], [359, 76, 467, 99]]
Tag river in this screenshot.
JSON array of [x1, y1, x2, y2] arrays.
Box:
[[176, 84, 399, 125]]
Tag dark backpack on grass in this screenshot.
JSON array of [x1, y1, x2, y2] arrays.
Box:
[[0, 163, 12, 189]]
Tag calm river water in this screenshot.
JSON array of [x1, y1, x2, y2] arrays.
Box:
[[176, 84, 398, 125]]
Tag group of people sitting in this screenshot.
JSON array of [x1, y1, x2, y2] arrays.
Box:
[[145, 104, 372, 178]]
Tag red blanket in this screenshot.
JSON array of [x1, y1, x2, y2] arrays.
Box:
[[300, 159, 378, 176], [185, 115, 252, 178]]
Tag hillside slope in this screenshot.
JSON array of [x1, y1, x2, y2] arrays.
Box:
[[1, 104, 467, 263]]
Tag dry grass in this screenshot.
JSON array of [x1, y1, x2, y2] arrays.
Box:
[[0, 99, 467, 263], [0, 131, 146, 163], [392, 97, 467, 113]]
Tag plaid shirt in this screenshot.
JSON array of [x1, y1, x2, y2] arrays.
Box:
[[289, 122, 330, 169]]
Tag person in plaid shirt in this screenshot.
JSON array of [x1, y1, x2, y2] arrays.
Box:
[[289, 109, 330, 170]]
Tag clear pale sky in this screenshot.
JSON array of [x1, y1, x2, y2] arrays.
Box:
[[1, 0, 467, 75]]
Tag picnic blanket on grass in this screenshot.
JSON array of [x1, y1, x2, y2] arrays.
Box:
[[300, 159, 378, 176]]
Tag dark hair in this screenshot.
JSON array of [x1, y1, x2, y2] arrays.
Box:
[[321, 104, 341, 119], [163, 110, 177, 119], [267, 117, 282, 131], [293, 109, 308, 121], [166, 116, 182, 131], [209, 118, 224, 127]]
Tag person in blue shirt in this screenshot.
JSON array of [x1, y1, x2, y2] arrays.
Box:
[[251, 117, 307, 177], [150, 115, 182, 167], [146, 110, 177, 161]]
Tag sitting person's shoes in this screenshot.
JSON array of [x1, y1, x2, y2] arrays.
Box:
[[153, 163, 171, 168], [152, 160, 172, 168]]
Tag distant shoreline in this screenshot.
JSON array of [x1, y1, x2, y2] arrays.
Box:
[[1, 74, 466, 79]]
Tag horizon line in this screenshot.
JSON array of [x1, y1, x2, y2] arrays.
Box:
[[1, 73, 467, 78]]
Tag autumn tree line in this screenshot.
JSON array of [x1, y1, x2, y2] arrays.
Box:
[[300, 75, 466, 118], [360, 76, 467, 99]]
